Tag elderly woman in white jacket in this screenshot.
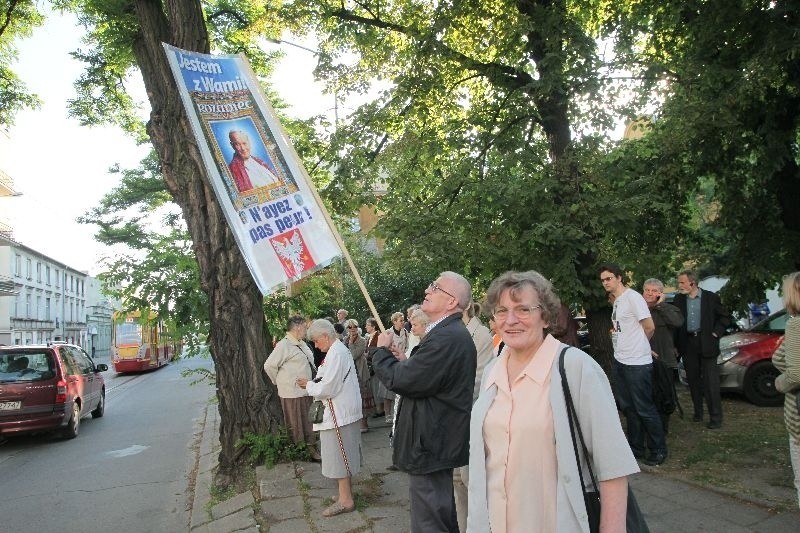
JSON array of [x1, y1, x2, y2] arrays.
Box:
[[297, 319, 363, 518]]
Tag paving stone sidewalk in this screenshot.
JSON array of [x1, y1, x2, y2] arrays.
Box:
[[189, 403, 800, 532]]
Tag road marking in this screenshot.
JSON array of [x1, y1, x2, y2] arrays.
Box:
[[106, 444, 149, 458]]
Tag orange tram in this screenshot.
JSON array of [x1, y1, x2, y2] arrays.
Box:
[[111, 311, 177, 373]]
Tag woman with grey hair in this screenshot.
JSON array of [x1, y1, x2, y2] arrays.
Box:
[[468, 271, 639, 532], [263, 315, 319, 461], [297, 319, 362, 517]]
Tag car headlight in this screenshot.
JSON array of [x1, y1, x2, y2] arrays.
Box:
[[718, 347, 739, 364]]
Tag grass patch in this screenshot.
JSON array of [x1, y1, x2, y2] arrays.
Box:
[[204, 483, 237, 517], [652, 387, 795, 508]]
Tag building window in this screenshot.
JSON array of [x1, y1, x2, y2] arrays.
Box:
[[26, 294, 31, 318], [36, 295, 41, 320], [46, 266, 51, 285], [36, 262, 42, 282], [26, 258, 32, 280], [46, 298, 51, 320], [14, 254, 21, 277]]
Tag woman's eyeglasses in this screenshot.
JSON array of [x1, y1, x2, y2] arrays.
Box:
[[493, 305, 542, 320]]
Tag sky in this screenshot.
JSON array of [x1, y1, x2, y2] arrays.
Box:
[[1, 13, 330, 275]]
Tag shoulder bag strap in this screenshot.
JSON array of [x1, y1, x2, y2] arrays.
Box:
[[294, 345, 317, 378], [559, 346, 599, 492]]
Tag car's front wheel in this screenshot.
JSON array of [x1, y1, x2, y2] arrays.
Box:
[[62, 401, 81, 439], [91, 390, 105, 419], [743, 361, 782, 407]]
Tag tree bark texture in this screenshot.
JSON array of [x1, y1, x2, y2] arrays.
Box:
[[130, 0, 283, 486]]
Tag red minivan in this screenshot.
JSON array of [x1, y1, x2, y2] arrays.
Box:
[[0, 343, 107, 439]]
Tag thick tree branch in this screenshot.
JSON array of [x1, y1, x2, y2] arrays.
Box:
[[328, 7, 535, 93]]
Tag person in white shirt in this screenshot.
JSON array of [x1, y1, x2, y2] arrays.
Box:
[[600, 263, 667, 466]]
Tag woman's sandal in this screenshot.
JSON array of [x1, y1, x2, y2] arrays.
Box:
[[322, 501, 355, 517]]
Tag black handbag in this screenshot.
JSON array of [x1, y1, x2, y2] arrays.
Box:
[[308, 400, 325, 424], [559, 346, 649, 533]]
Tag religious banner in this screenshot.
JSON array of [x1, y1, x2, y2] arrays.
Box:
[[163, 44, 342, 295]]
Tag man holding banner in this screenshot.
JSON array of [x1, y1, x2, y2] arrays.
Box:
[[370, 272, 476, 532]]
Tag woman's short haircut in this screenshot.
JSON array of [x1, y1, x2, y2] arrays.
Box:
[[391, 311, 404, 322], [286, 315, 306, 331], [345, 318, 359, 329], [307, 319, 337, 341], [334, 323, 345, 335], [410, 309, 430, 326], [365, 317, 378, 329], [783, 272, 800, 315], [485, 271, 562, 328]]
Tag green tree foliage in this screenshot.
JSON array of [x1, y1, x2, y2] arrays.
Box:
[[279, 0, 674, 355], [339, 239, 440, 324], [77, 151, 209, 346], [612, 0, 800, 311], [0, 0, 43, 126]]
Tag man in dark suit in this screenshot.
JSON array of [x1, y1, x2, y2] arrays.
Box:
[[371, 271, 477, 533], [673, 270, 731, 429]]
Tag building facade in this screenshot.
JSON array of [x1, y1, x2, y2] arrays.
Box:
[[0, 242, 97, 347]]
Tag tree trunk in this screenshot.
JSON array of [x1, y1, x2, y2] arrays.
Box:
[[130, 0, 283, 487]]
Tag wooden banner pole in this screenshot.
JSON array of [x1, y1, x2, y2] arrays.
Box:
[[241, 59, 386, 332]]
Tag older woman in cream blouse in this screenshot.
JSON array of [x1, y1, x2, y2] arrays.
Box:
[[468, 271, 638, 532], [263, 315, 319, 461]]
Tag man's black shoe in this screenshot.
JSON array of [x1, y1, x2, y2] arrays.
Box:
[[643, 452, 667, 466], [706, 421, 722, 429]]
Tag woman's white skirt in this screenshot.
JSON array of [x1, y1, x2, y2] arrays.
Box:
[[320, 420, 363, 479]]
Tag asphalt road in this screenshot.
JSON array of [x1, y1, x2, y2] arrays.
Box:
[[0, 355, 214, 532]]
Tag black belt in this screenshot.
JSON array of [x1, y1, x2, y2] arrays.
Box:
[[688, 331, 701, 337]]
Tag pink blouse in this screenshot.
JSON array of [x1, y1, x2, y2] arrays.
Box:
[[483, 334, 560, 532]]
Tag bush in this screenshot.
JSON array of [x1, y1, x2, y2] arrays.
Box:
[[235, 427, 312, 468]]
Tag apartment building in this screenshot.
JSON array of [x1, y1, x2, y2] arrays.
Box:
[[0, 242, 91, 346]]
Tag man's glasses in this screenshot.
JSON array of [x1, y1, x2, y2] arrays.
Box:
[[600, 276, 615, 282], [428, 282, 457, 299], [493, 305, 542, 320]]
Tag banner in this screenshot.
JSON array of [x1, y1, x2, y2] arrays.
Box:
[[163, 44, 342, 295]]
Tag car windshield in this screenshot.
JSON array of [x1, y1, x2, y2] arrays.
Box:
[[0, 351, 56, 382], [751, 311, 787, 333]]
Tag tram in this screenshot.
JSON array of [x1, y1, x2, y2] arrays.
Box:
[[111, 311, 177, 373]]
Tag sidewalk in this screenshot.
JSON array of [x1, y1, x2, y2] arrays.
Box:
[[189, 403, 800, 532]]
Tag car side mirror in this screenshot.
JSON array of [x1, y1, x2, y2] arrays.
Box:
[[95, 364, 108, 372]]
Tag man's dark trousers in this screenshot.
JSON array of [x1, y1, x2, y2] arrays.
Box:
[[612, 359, 667, 457], [684, 335, 722, 424], [409, 468, 459, 533]]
